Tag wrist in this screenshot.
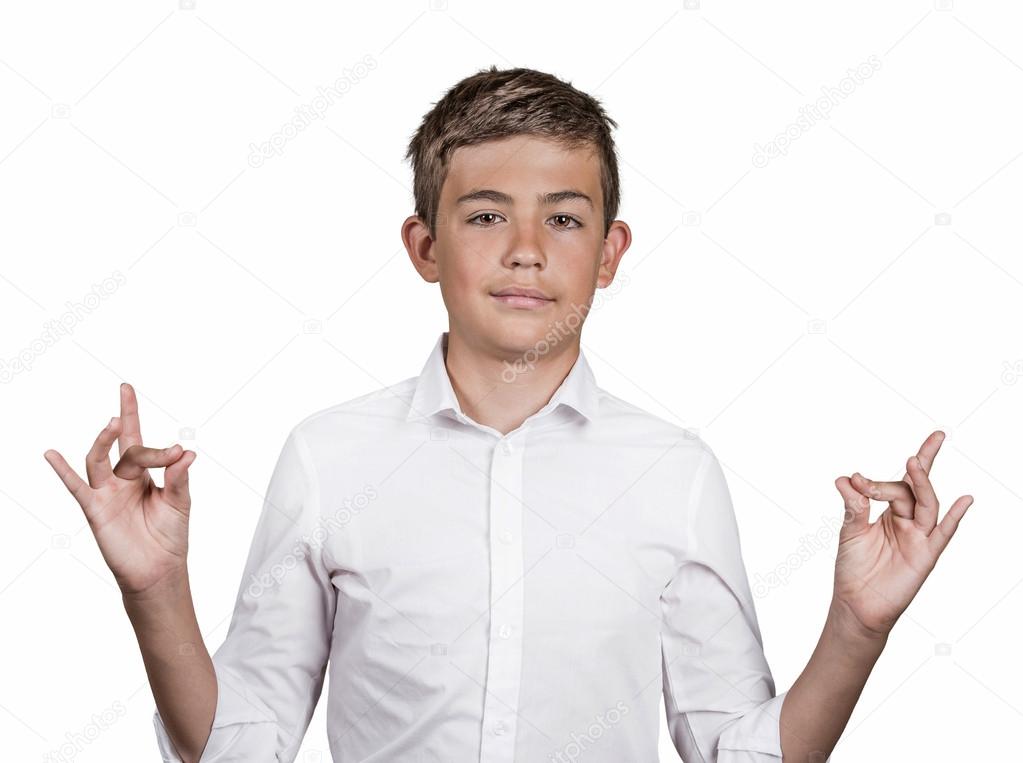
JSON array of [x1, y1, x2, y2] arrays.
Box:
[[121, 567, 192, 612], [827, 598, 891, 650]]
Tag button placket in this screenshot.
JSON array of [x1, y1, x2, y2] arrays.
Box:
[[479, 434, 525, 761]]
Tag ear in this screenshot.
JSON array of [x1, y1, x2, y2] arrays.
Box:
[[402, 214, 439, 283], [596, 219, 632, 288]]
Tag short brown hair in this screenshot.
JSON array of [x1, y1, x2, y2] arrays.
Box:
[[404, 66, 621, 239]]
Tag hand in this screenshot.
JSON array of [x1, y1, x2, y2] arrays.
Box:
[[831, 430, 974, 641], [44, 383, 197, 597]]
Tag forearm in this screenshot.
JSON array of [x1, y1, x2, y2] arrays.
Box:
[[779, 600, 887, 762], [122, 569, 216, 763]]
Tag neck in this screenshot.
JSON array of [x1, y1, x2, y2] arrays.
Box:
[[442, 327, 581, 435]]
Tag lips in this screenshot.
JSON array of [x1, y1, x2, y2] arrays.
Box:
[[489, 286, 554, 310], [490, 286, 553, 300]]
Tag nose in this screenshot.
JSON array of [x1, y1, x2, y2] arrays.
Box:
[[503, 219, 547, 270]]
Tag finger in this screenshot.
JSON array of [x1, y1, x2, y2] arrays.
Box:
[[906, 454, 940, 533], [117, 382, 143, 459], [43, 449, 92, 509], [928, 494, 974, 557], [835, 476, 870, 538], [163, 450, 196, 510], [85, 417, 122, 488], [849, 472, 915, 520], [901, 430, 945, 482], [113, 443, 183, 481]]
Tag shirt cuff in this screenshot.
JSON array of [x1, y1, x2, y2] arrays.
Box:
[[151, 662, 279, 762], [716, 690, 788, 760]]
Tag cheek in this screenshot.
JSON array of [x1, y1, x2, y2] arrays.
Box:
[[559, 250, 602, 286], [442, 249, 491, 294], [462, 252, 493, 282]]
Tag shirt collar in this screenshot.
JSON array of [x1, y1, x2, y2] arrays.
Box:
[[405, 331, 599, 425]]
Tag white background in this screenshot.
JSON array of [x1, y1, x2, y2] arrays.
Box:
[[3, 1, 1021, 760]]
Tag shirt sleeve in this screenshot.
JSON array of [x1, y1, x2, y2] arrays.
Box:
[[660, 443, 789, 762], [152, 426, 336, 762]]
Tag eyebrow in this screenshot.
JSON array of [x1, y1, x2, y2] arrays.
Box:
[[456, 188, 594, 211]]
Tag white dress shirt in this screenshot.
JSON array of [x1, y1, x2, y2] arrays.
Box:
[[153, 330, 787, 762]]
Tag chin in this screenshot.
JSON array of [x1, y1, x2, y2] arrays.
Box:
[[484, 322, 558, 357]]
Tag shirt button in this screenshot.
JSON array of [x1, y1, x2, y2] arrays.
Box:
[[500, 440, 512, 455], [498, 624, 512, 639], [499, 529, 514, 544], [493, 720, 507, 735]]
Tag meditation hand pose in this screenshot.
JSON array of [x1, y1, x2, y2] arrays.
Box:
[[45, 66, 976, 763]]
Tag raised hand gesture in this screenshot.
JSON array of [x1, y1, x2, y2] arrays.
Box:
[[44, 383, 197, 597], [831, 430, 974, 640]]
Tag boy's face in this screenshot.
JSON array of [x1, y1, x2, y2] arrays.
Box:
[[402, 134, 631, 359]]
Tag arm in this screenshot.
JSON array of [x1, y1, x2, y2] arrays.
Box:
[[777, 600, 885, 762], [123, 571, 217, 763], [149, 420, 337, 762], [45, 383, 335, 762], [661, 443, 789, 761], [44, 382, 214, 762], [779, 430, 975, 761]]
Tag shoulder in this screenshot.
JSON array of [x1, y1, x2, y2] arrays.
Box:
[[593, 386, 718, 464], [287, 375, 419, 449]]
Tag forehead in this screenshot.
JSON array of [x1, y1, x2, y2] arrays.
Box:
[[441, 134, 601, 201]]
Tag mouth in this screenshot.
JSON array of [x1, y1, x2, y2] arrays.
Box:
[[490, 287, 555, 310]]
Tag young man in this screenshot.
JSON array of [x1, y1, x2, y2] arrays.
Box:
[[45, 66, 974, 762]]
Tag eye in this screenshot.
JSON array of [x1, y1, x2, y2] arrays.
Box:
[[466, 212, 582, 229], [467, 212, 504, 226], [550, 214, 582, 229]]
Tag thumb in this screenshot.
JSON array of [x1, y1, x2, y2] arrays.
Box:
[[835, 475, 870, 540], [163, 449, 196, 510], [113, 444, 183, 480]]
